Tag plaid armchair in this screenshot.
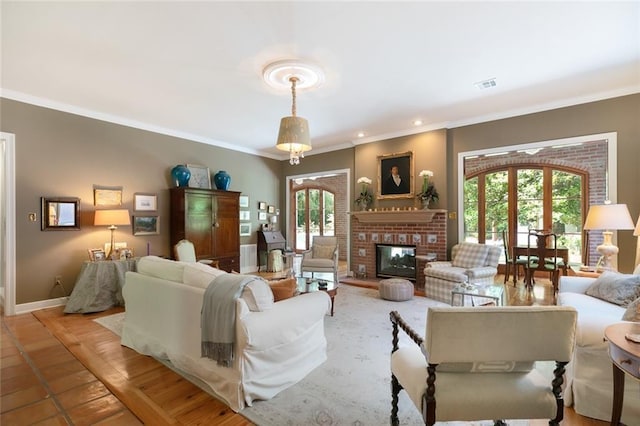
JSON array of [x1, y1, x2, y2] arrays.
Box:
[[424, 242, 501, 304]]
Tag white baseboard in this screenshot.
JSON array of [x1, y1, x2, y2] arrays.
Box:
[[15, 297, 68, 315]]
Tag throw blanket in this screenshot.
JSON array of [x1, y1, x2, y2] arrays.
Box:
[[201, 273, 258, 367]]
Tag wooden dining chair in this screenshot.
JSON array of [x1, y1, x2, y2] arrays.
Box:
[[502, 229, 528, 286], [524, 230, 561, 292]]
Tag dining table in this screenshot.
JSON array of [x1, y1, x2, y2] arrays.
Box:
[[512, 245, 569, 290]]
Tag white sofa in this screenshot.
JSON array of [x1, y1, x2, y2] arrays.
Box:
[[121, 256, 331, 412], [557, 269, 640, 423]]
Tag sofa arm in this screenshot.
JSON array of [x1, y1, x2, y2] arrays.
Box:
[[558, 276, 595, 294], [426, 261, 453, 269], [466, 266, 497, 279], [239, 291, 331, 350]]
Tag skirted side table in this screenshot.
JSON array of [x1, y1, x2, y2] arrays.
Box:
[[64, 258, 137, 313]]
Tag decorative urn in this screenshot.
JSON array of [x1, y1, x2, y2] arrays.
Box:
[[213, 170, 231, 190], [171, 165, 191, 187]]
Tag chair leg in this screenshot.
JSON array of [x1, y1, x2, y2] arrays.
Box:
[[390, 374, 401, 426], [525, 269, 533, 290]]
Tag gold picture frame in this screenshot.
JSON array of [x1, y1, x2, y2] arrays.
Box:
[[377, 151, 414, 199], [93, 185, 123, 206]]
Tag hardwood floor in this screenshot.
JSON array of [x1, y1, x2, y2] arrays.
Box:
[[1, 275, 607, 425]]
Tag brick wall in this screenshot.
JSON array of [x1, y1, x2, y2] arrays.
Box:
[[351, 210, 447, 291]]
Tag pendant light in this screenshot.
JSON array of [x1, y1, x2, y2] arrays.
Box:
[[275, 76, 311, 165], [264, 59, 323, 165]]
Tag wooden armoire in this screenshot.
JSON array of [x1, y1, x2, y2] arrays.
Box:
[[170, 187, 240, 272]]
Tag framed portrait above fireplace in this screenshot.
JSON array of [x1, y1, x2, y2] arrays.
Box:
[[378, 151, 414, 199]]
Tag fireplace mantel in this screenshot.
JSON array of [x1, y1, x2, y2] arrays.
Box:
[[350, 209, 446, 224]]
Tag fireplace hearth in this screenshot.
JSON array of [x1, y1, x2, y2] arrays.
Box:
[[351, 209, 447, 291], [376, 244, 416, 281]]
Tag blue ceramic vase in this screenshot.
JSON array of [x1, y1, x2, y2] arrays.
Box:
[[171, 165, 191, 187], [213, 170, 231, 190]]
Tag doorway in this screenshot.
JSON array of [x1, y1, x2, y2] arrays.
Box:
[[286, 168, 350, 272]]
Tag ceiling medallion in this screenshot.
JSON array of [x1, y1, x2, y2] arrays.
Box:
[[263, 59, 324, 91]]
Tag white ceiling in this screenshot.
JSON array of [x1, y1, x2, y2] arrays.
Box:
[[2, 1, 639, 160]]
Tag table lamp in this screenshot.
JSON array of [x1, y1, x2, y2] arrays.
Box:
[[583, 203, 634, 271], [94, 209, 131, 260]]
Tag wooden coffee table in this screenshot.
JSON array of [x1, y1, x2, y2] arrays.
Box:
[[297, 277, 338, 316]]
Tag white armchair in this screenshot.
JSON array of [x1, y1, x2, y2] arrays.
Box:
[[390, 306, 578, 425], [301, 236, 339, 284], [174, 239, 219, 268], [424, 242, 501, 303]]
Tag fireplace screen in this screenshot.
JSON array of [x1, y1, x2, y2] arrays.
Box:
[[376, 244, 416, 280]]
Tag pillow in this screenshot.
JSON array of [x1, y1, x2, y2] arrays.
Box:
[[313, 245, 335, 259], [241, 278, 274, 311], [183, 263, 226, 289], [622, 296, 640, 322], [585, 271, 640, 307], [452, 243, 489, 268], [267, 277, 298, 301], [136, 256, 185, 283]]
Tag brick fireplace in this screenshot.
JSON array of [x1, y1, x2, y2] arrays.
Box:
[[351, 209, 447, 291]]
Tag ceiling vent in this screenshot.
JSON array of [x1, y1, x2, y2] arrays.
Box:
[[475, 78, 497, 90]]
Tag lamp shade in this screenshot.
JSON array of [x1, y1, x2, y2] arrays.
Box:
[[583, 204, 634, 230], [276, 116, 312, 152], [94, 209, 131, 226], [635, 215, 640, 236]]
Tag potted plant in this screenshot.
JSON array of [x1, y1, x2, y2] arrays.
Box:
[[417, 170, 439, 209], [355, 177, 373, 210]]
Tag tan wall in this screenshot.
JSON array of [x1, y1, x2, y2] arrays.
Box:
[[448, 93, 640, 272], [354, 129, 448, 212], [4, 93, 639, 304], [2, 98, 281, 304]]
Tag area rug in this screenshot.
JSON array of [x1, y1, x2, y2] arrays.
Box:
[[95, 285, 530, 426]]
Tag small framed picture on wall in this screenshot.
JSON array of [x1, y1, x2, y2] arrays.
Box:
[[133, 193, 157, 212], [133, 215, 159, 235]]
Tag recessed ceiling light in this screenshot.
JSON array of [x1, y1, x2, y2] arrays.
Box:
[[413, 119, 423, 126], [475, 78, 497, 90], [357, 132, 365, 138]]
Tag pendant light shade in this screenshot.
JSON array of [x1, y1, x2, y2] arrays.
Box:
[[275, 76, 312, 165], [276, 116, 311, 165]]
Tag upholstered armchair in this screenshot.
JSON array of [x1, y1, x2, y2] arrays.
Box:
[[301, 236, 339, 284], [174, 239, 219, 268], [424, 242, 501, 304], [390, 306, 578, 426]]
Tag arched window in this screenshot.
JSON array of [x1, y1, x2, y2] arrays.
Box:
[[464, 165, 586, 264], [294, 188, 335, 251]]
